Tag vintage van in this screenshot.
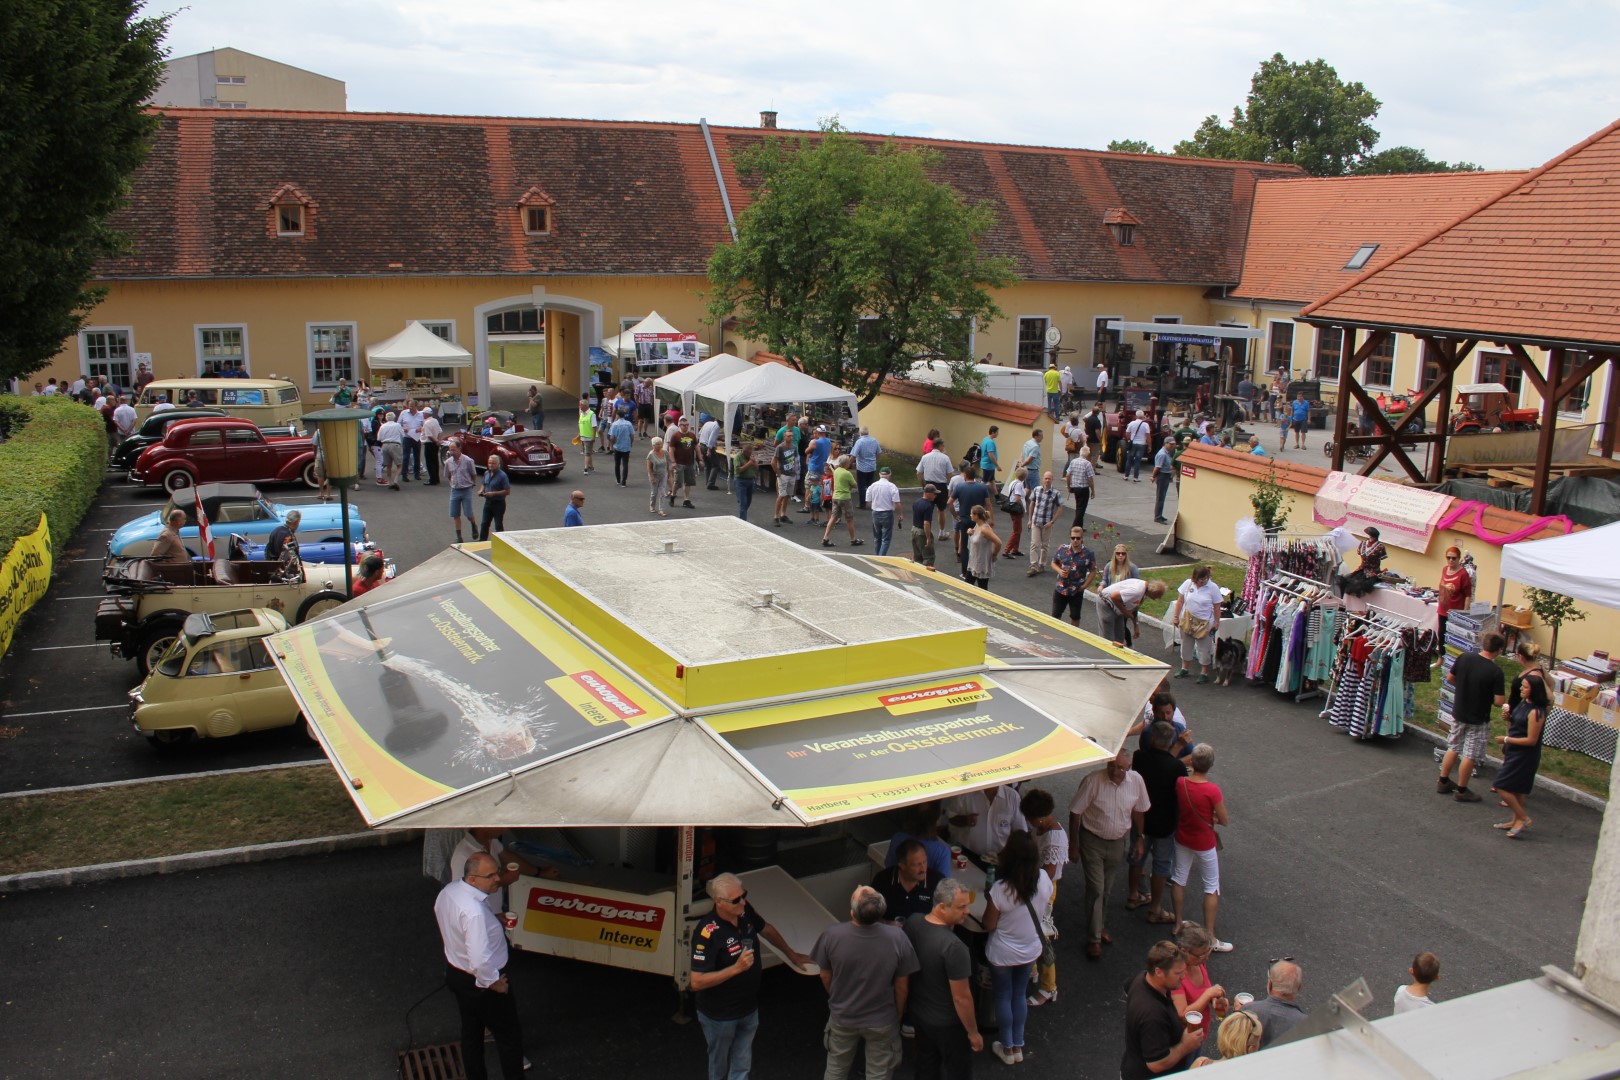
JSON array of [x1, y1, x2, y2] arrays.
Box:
[[135, 377, 304, 428]]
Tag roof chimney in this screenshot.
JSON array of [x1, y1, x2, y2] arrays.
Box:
[[760, 110, 777, 129]]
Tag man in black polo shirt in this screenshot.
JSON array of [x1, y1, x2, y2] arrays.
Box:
[[1438, 631, 1506, 803], [691, 872, 812, 1080], [871, 839, 942, 923], [903, 878, 983, 1079], [1130, 721, 1188, 927], [1122, 941, 1203, 1078]]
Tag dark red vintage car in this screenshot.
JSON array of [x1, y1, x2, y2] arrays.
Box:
[[453, 413, 567, 479], [130, 418, 319, 494]]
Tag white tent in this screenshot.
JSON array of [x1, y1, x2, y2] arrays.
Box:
[[599, 310, 712, 363], [693, 364, 859, 449], [1499, 522, 1619, 610], [364, 320, 472, 370], [906, 361, 1047, 408], [652, 353, 755, 418]]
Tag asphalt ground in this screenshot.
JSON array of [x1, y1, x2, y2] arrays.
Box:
[[0, 385, 1601, 1077]]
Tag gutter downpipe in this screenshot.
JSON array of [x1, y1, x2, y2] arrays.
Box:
[[699, 118, 738, 243]]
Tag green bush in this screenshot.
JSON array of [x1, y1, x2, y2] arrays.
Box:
[[0, 396, 108, 561]]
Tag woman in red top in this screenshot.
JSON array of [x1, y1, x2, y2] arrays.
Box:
[[1171, 924, 1226, 1042], [1171, 743, 1232, 952], [350, 555, 387, 596], [1436, 546, 1472, 640]]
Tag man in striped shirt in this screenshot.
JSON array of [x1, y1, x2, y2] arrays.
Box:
[[1026, 470, 1062, 576]]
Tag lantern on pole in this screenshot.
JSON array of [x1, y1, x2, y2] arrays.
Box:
[[301, 407, 371, 596]]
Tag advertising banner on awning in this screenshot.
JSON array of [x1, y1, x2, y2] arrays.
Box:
[[272, 571, 674, 823], [705, 675, 1108, 823], [634, 333, 700, 367]]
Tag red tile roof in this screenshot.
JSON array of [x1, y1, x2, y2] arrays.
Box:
[[1302, 118, 1620, 349], [100, 109, 1299, 283], [1228, 171, 1523, 304]]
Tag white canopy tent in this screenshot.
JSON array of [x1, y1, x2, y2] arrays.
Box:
[[364, 320, 473, 370], [1498, 521, 1619, 612], [906, 361, 1046, 408], [652, 353, 755, 418], [692, 364, 859, 449], [599, 310, 712, 363]]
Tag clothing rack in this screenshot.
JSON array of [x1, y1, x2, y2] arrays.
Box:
[[1322, 605, 1427, 739], [1247, 572, 1339, 702]]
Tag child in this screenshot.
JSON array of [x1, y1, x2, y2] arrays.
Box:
[[1020, 788, 1066, 1007], [1394, 951, 1440, 1013], [806, 467, 825, 525]]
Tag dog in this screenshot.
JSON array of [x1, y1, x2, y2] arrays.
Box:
[[1213, 637, 1248, 687]]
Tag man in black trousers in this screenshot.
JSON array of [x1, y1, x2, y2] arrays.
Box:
[[433, 850, 525, 1078]]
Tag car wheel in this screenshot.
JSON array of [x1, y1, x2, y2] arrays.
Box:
[[146, 728, 195, 752], [301, 460, 320, 488], [297, 590, 347, 623], [162, 469, 194, 494], [137, 618, 185, 677]]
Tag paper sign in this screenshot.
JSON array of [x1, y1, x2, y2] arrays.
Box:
[[1312, 470, 1450, 553]]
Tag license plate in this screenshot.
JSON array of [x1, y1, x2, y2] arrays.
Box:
[[527, 454, 546, 463]]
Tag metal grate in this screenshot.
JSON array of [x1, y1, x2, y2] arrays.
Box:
[[398, 1042, 465, 1080]]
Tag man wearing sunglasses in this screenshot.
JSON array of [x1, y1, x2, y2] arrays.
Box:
[[691, 873, 813, 1080], [434, 851, 525, 1080]]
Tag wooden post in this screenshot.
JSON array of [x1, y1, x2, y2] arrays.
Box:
[[1603, 356, 1620, 459], [1531, 348, 1565, 515]]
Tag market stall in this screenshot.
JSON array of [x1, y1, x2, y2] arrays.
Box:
[[652, 353, 754, 419], [692, 364, 860, 451], [599, 311, 711, 385], [269, 517, 1164, 988], [363, 321, 472, 422]]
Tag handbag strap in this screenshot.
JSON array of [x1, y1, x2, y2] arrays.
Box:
[[1023, 896, 1051, 951]]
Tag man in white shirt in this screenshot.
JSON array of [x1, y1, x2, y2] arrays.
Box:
[[69, 376, 86, 397], [1015, 428, 1044, 488], [1124, 411, 1153, 482], [917, 440, 955, 534], [449, 828, 549, 916], [420, 406, 443, 485], [112, 396, 137, 449], [1094, 364, 1110, 402], [376, 411, 404, 490], [1098, 577, 1166, 649], [399, 403, 424, 481], [867, 466, 902, 556], [435, 851, 526, 1079], [1067, 750, 1150, 959], [1000, 473, 1026, 558], [945, 785, 1027, 864], [698, 414, 722, 490]]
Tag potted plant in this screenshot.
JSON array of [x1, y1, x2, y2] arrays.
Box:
[[1522, 587, 1587, 664], [1250, 463, 1292, 535]]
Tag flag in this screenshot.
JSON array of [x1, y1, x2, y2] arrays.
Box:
[[196, 498, 215, 561]]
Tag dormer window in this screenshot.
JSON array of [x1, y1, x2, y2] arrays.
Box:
[[518, 186, 555, 236], [1345, 243, 1379, 270], [267, 183, 314, 239], [1104, 207, 1142, 247]]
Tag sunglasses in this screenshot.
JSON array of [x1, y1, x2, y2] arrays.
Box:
[[719, 890, 748, 905]]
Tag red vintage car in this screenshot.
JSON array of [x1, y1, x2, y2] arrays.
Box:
[[130, 417, 319, 494], [452, 412, 567, 479]]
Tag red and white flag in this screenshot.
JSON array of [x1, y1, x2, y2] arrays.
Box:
[[195, 499, 215, 560]]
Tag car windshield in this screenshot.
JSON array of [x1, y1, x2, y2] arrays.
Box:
[[257, 497, 278, 521]]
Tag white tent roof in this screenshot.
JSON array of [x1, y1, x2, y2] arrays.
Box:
[[1500, 522, 1619, 610], [653, 353, 755, 405], [600, 310, 712, 361], [692, 364, 859, 446], [365, 321, 473, 369]]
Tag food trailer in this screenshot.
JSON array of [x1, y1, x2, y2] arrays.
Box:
[[269, 517, 1165, 988]]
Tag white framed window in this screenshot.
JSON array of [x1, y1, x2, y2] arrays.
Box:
[[1345, 244, 1379, 271], [1015, 316, 1050, 370], [217, 75, 246, 85], [307, 323, 356, 388], [1266, 320, 1294, 374], [1093, 315, 1123, 370], [218, 101, 248, 109], [1560, 350, 1593, 416], [523, 206, 551, 235], [277, 203, 304, 235], [196, 325, 248, 376], [1475, 351, 1523, 399], [420, 320, 457, 384], [1313, 326, 1343, 382], [1365, 332, 1398, 388], [80, 327, 133, 387]]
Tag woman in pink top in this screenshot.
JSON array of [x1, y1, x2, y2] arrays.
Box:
[[1170, 743, 1232, 952], [1171, 924, 1227, 1043]]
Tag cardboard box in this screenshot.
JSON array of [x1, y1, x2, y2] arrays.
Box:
[[1554, 683, 1598, 716]]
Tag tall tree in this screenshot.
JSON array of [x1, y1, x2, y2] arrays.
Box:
[[1175, 53, 1381, 176], [1107, 139, 1163, 155], [1353, 146, 1483, 175], [0, 0, 170, 382], [708, 122, 1017, 408]]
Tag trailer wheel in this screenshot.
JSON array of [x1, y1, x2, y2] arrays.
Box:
[[297, 590, 347, 623], [137, 617, 185, 676]]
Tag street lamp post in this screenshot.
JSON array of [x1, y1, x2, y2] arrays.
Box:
[[300, 407, 371, 596]]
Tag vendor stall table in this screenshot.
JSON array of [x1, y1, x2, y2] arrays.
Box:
[[1544, 706, 1619, 765]]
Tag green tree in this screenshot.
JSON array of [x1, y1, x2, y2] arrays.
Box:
[[1107, 139, 1163, 155], [708, 122, 1017, 408], [0, 0, 170, 382], [1174, 53, 1381, 176], [1353, 146, 1483, 175], [1523, 587, 1587, 663]]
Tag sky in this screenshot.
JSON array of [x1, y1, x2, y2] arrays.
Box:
[[159, 0, 1620, 171]]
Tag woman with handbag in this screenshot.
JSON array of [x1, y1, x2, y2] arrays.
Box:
[[1170, 744, 1232, 952], [1170, 566, 1224, 683], [980, 830, 1054, 1065], [1019, 789, 1067, 1008]]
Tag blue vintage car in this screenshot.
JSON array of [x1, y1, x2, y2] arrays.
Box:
[[108, 483, 367, 558]]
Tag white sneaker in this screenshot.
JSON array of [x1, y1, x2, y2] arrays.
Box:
[[1211, 938, 1234, 953], [991, 1040, 1017, 1065], [901, 1024, 915, 1038]]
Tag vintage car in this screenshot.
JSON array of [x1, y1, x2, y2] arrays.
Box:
[[453, 412, 567, 478], [107, 483, 366, 558], [111, 409, 298, 473], [237, 535, 394, 578], [98, 547, 348, 674], [129, 417, 318, 493], [129, 608, 302, 749]]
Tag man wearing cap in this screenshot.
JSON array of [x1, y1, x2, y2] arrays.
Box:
[[868, 466, 901, 556], [1044, 363, 1062, 420], [917, 439, 954, 536], [420, 406, 443, 485], [806, 424, 833, 508], [911, 485, 939, 568], [1095, 363, 1110, 403]]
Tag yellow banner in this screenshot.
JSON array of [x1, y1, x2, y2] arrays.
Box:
[[0, 514, 52, 659]]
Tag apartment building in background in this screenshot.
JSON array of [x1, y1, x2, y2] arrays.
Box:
[[149, 48, 345, 111]]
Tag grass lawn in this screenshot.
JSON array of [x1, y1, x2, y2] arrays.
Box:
[[877, 450, 919, 488], [1136, 561, 1248, 620], [1409, 658, 1613, 800], [0, 766, 365, 876]]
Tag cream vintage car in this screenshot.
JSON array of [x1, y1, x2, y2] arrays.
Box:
[[130, 608, 303, 749]]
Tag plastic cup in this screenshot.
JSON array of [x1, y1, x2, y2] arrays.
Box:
[[502, 911, 518, 930], [1235, 993, 1254, 1009], [1184, 1010, 1203, 1033], [505, 861, 519, 873]]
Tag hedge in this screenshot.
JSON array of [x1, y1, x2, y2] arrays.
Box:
[[0, 396, 109, 562]]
